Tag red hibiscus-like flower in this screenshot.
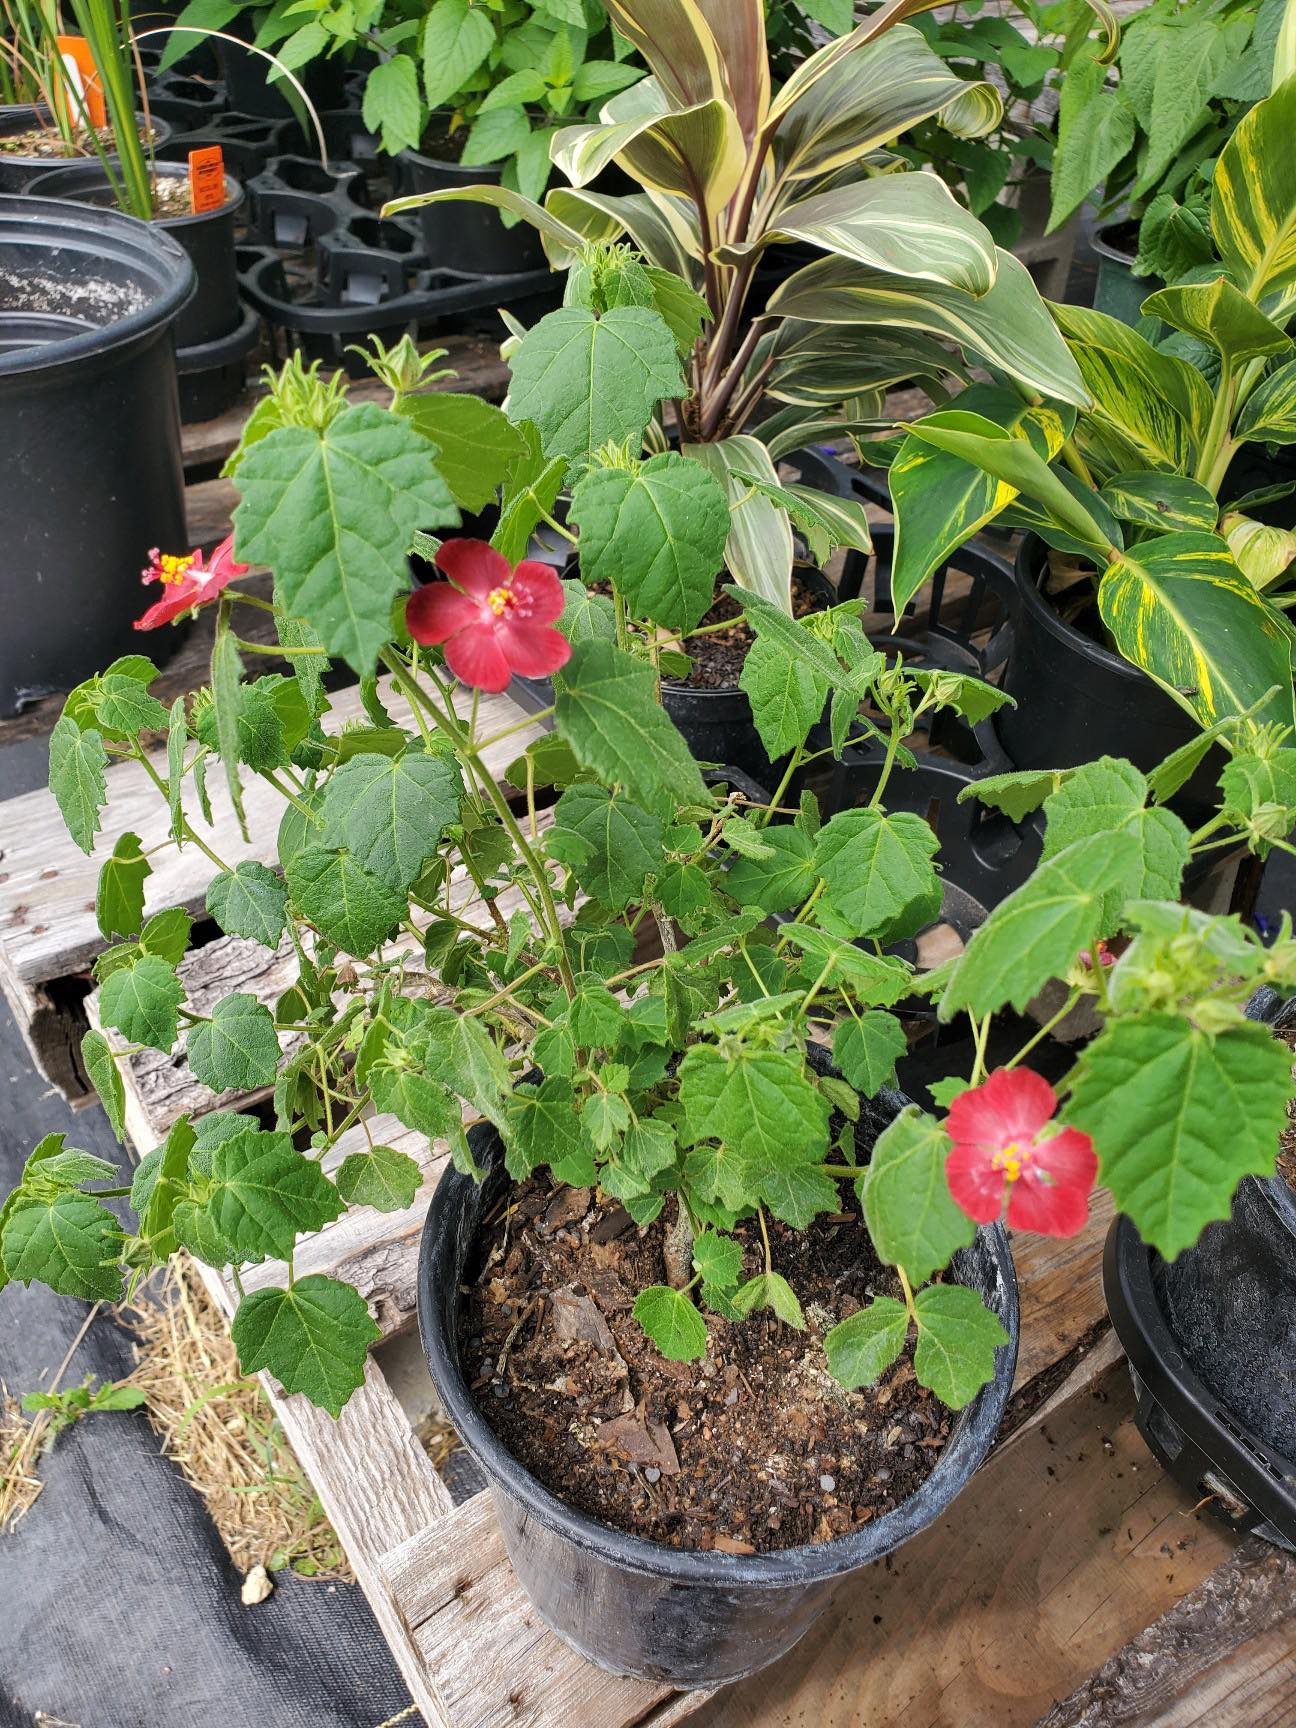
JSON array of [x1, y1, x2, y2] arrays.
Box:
[[405, 539, 570, 693], [135, 534, 250, 631], [945, 1067, 1097, 1237]]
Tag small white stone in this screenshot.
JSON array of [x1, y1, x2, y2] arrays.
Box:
[[241, 1565, 273, 1606], [818, 1473, 835, 1493]]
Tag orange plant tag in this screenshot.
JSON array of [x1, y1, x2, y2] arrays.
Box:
[[188, 145, 226, 214], [55, 35, 106, 130]]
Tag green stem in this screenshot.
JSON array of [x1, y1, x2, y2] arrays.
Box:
[[133, 749, 232, 874], [1006, 989, 1082, 1071], [1195, 356, 1237, 490]]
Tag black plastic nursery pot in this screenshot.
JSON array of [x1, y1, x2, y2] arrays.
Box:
[[394, 131, 547, 277], [0, 195, 193, 712], [26, 160, 256, 421], [1090, 222, 1164, 330], [418, 1079, 1019, 1687], [1104, 995, 1296, 1548], [998, 535, 1219, 821], [218, 22, 346, 121], [0, 108, 173, 194]]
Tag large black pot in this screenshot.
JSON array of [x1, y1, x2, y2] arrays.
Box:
[[27, 160, 256, 421], [1090, 221, 1164, 330], [1104, 995, 1296, 1547], [0, 196, 193, 712], [998, 536, 1220, 820], [418, 1072, 1019, 1687], [0, 108, 172, 193], [395, 131, 546, 276]]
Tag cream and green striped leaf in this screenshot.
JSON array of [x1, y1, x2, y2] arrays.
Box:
[[762, 321, 963, 406], [768, 249, 1088, 407], [381, 184, 586, 266], [551, 80, 745, 215], [544, 186, 700, 273], [1099, 472, 1219, 535], [683, 437, 794, 612], [768, 27, 1000, 184], [715, 174, 997, 296], [1212, 75, 1296, 304], [599, 0, 734, 118], [1097, 534, 1296, 730]]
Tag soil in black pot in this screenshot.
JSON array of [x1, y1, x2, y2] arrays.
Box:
[[418, 121, 469, 163], [462, 1173, 953, 1554], [1275, 1023, 1296, 1192], [1, 121, 156, 157], [671, 570, 828, 691]]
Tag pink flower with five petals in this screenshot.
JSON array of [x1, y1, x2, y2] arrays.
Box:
[[405, 540, 570, 693], [945, 1067, 1097, 1237], [135, 534, 250, 631]]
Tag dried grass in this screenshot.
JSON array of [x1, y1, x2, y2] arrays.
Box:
[[123, 1258, 351, 1581], [0, 1380, 45, 1531]]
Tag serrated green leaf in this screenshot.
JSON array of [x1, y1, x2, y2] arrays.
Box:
[[141, 908, 193, 966], [166, 695, 188, 845], [231, 1275, 379, 1415], [48, 715, 108, 855], [1041, 756, 1189, 924], [232, 404, 459, 674], [335, 1146, 424, 1212], [395, 391, 527, 514], [730, 1270, 805, 1328], [913, 1283, 1008, 1409], [1, 1191, 122, 1301], [370, 1063, 462, 1143], [506, 306, 686, 460], [633, 1284, 708, 1362], [321, 750, 462, 894], [824, 1294, 909, 1389], [99, 954, 185, 1052], [726, 826, 816, 913], [739, 632, 829, 760], [188, 993, 280, 1094], [1066, 1015, 1294, 1257], [692, 1229, 743, 1290], [92, 674, 168, 740], [833, 1011, 907, 1098], [504, 1077, 597, 1182], [862, 1105, 974, 1284], [286, 846, 406, 955], [555, 640, 707, 811], [569, 452, 730, 633], [206, 1128, 343, 1263], [95, 831, 151, 942], [957, 767, 1074, 824], [550, 783, 664, 910], [939, 829, 1142, 1019], [207, 862, 290, 947], [779, 925, 913, 1004], [81, 1030, 126, 1142], [814, 807, 940, 940]]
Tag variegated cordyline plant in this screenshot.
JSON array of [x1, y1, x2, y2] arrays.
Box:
[[386, 0, 1111, 614], [887, 60, 1296, 743]]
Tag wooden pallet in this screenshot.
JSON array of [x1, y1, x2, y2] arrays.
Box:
[[3, 665, 1293, 1727]]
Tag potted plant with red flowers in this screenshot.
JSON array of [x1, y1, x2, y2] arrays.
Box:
[[5, 328, 1296, 1694], [385, 0, 1092, 784]]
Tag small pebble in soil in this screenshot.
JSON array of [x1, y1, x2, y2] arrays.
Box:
[[819, 1474, 836, 1493], [645, 1467, 661, 1483]]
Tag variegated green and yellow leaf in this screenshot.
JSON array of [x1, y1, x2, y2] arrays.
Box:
[[733, 472, 873, 564], [1051, 301, 1213, 445], [762, 323, 963, 406], [1141, 277, 1292, 367], [717, 173, 996, 296], [552, 80, 745, 215], [1235, 356, 1296, 445], [769, 249, 1088, 406], [755, 395, 891, 462], [888, 386, 1040, 610], [1212, 75, 1296, 305], [769, 27, 1001, 184], [546, 185, 701, 272], [683, 437, 794, 612], [1221, 512, 1296, 590], [1098, 533, 1296, 729], [1099, 472, 1219, 535]]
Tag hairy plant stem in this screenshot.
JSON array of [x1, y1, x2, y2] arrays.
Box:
[[663, 1194, 696, 1290]]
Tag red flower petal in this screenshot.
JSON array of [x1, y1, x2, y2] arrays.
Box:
[[945, 1139, 1006, 1224], [406, 582, 484, 645], [444, 624, 513, 692], [946, 1066, 1057, 1152], [207, 533, 250, 580], [510, 560, 567, 625], [134, 579, 204, 630], [1004, 1127, 1097, 1237], [435, 539, 511, 600], [496, 618, 572, 679]]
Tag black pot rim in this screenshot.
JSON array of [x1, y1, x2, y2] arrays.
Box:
[[1014, 532, 1155, 690], [25, 157, 244, 225], [418, 1126, 1019, 1590], [0, 193, 195, 377], [1090, 221, 1140, 268], [0, 108, 172, 168]]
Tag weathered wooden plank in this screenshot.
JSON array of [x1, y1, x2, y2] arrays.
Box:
[[1036, 1534, 1296, 1727], [379, 1490, 699, 1728], [691, 1358, 1238, 1728]]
